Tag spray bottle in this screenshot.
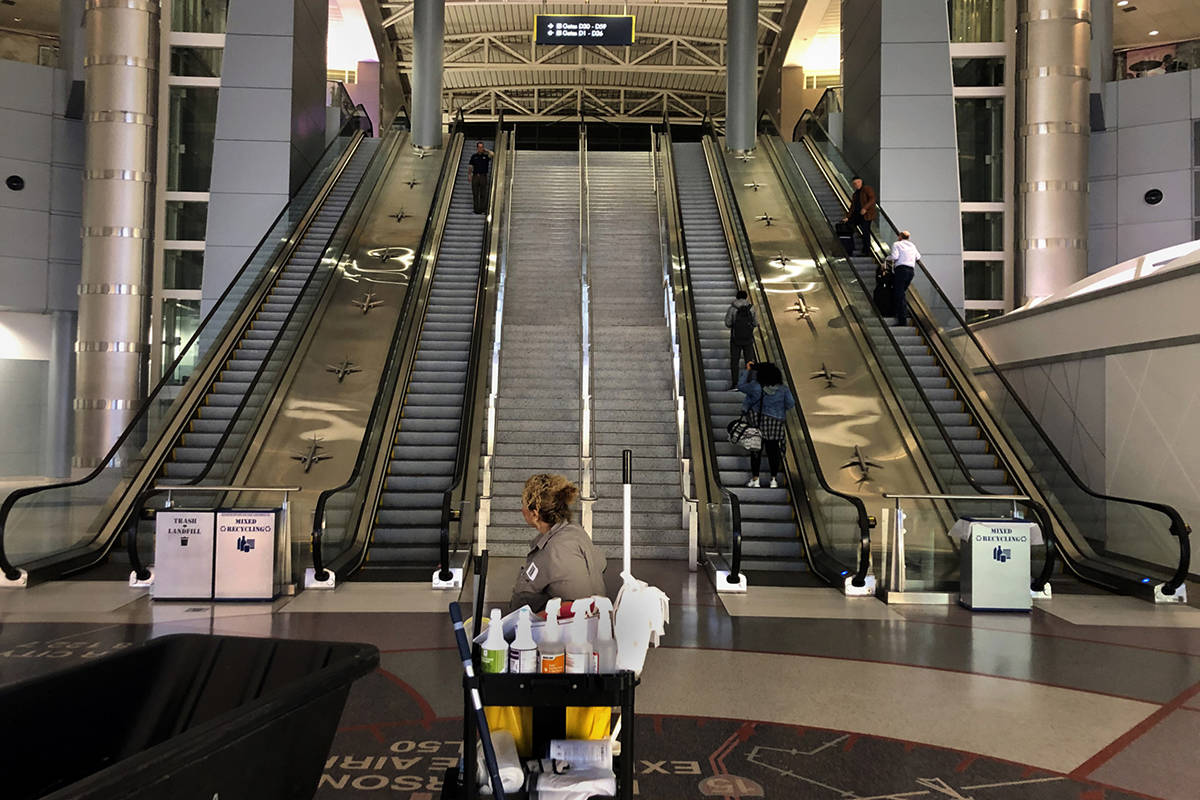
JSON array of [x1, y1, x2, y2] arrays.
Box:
[[508, 606, 538, 674], [592, 597, 617, 673], [538, 598, 566, 674], [564, 601, 593, 674], [480, 608, 508, 674]]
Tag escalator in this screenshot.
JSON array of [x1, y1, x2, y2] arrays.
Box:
[[671, 143, 803, 572], [781, 108, 1191, 600], [0, 125, 406, 585]]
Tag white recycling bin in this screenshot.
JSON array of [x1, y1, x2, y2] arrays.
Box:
[[152, 510, 216, 600], [213, 509, 281, 600], [956, 518, 1041, 611]]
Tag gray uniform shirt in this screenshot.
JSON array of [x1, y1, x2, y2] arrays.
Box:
[[509, 520, 607, 613]]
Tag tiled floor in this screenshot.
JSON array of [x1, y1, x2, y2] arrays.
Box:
[[1, 561, 1198, 799]]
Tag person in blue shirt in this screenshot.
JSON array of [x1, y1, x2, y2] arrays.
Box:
[[467, 140, 494, 214], [736, 361, 796, 488]]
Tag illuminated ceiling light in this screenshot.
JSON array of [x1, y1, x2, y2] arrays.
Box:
[[1148, 29, 1159, 35], [1116, 1, 1128, 6]]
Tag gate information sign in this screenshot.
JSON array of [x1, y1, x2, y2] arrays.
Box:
[[535, 15, 635, 46]]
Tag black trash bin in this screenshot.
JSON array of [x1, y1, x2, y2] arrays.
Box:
[[1, 634, 379, 800]]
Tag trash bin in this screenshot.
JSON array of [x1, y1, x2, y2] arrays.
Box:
[[956, 517, 1040, 611], [1, 634, 379, 800]]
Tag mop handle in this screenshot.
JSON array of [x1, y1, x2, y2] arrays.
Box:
[[622, 449, 632, 576], [449, 602, 508, 800]]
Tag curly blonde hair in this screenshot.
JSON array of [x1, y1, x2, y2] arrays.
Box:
[[522, 473, 580, 526]]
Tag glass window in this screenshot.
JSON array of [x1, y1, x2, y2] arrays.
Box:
[[162, 299, 202, 383], [166, 86, 219, 192], [1194, 120, 1200, 166], [165, 201, 208, 240], [964, 260, 1004, 301], [164, 250, 204, 290], [170, 47, 223, 77], [962, 211, 1004, 251], [952, 58, 1005, 87], [949, 0, 1005, 43], [955, 98, 1004, 202], [171, 0, 229, 33]]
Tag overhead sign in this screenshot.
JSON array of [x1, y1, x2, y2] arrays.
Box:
[[535, 14, 635, 47]]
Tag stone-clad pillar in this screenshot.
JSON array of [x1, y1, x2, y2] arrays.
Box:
[[1016, 0, 1091, 302], [75, 0, 159, 467]]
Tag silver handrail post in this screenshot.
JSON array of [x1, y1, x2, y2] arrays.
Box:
[[578, 123, 596, 536]]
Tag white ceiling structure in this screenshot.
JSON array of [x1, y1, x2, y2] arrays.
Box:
[[374, 0, 790, 123]]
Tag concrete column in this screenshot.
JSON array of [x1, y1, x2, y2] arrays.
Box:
[[1015, 0, 1091, 303], [75, 0, 159, 467], [44, 311, 76, 478], [726, 0, 758, 152], [411, 0, 444, 148]]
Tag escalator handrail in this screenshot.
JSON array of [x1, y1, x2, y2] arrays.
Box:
[[762, 131, 1058, 590], [797, 109, 1191, 591], [310, 133, 466, 581], [438, 121, 508, 580], [0, 125, 366, 582], [655, 119, 745, 582], [704, 133, 874, 587], [124, 132, 401, 579]]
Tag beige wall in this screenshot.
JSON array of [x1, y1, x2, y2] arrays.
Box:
[[0, 30, 58, 67], [780, 66, 826, 140]]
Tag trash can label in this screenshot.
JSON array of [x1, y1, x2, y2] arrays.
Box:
[[956, 518, 1037, 611], [214, 510, 277, 599], [152, 511, 216, 600]]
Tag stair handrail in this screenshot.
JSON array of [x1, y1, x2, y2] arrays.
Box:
[[0, 125, 367, 583], [798, 109, 1191, 595], [578, 123, 597, 516], [703, 134, 874, 588], [437, 120, 510, 581], [309, 133, 465, 582], [759, 131, 1058, 592], [656, 118, 745, 581], [125, 131, 402, 580]]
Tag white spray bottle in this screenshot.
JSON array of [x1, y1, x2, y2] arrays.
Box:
[[480, 608, 508, 674], [564, 600, 592, 674], [508, 606, 538, 674], [538, 598, 565, 674], [592, 597, 617, 673]]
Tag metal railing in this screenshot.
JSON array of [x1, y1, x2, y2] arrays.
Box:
[[578, 123, 597, 528], [702, 133, 875, 588], [0, 123, 369, 584], [797, 107, 1191, 597]]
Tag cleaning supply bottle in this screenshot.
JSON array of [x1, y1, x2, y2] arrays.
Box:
[[592, 598, 617, 673], [538, 598, 566, 674], [565, 601, 593, 674], [508, 607, 538, 674], [480, 608, 508, 674]]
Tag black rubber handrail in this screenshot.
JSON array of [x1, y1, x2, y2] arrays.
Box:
[[797, 108, 1191, 594], [656, 116, 745, 583], [763, 130, 1058, 591], [0, 120, 369, 582], [437, 112, 508, 581], [705, 133, 874, 587], [126, 131, 398, 579], [310, 132, 465, 582]]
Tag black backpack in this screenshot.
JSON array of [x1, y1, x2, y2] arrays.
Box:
[[731, 304, 755, 344]]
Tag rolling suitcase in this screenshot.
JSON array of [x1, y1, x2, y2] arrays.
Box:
[[835, 220, 855, 255], [873, 264, 894, 317]]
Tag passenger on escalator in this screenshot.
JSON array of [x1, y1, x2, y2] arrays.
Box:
[[724, 290, 759, 389], [737, 362, 795, 489], [509, 474, 608, 614], [841, 176, 877, 256], [467, 140, 494, 214], [885, 231, 920, 327]]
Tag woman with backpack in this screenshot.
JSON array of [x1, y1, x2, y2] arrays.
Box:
[[736, 361, 795, 488]]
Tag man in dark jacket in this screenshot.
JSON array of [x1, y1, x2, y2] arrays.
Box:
[[842, 176, 877, 256], [467, 140, 493, 214], [724, 290, 758, 389]]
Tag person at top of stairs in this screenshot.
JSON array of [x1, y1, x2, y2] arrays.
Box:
[[509, 474, 608, 614], [737, 362, 796, 490]]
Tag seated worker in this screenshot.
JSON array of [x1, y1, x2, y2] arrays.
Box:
[[509, 473, 607, 614]]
